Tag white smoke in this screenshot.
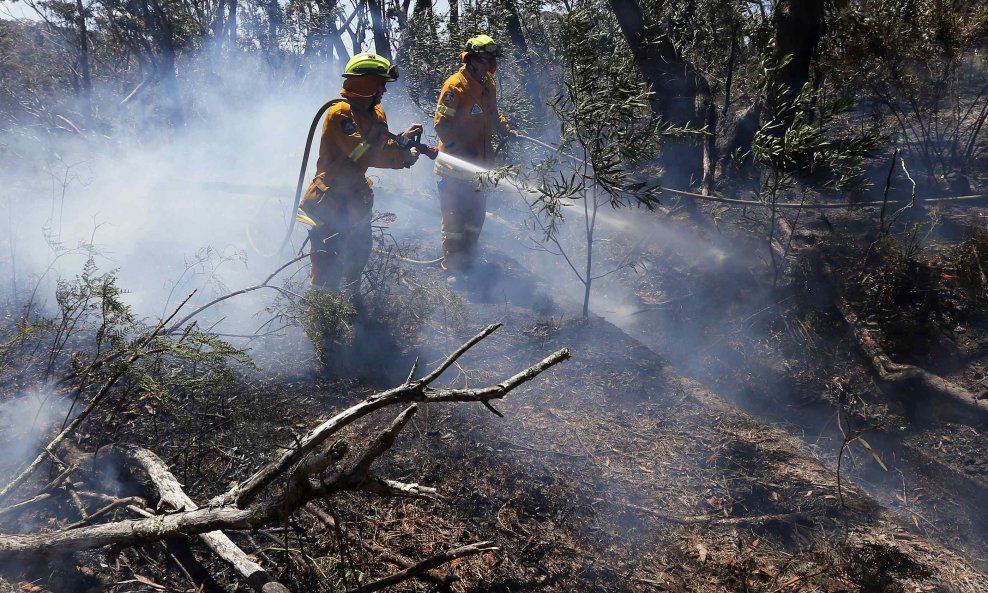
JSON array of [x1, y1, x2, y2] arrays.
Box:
[[0, 388, 69, 481]]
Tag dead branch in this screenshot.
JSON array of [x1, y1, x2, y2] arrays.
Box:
[[165, 252, 312, 334], [216, 327, 568, 508], [0, 327, 568, 571], [819, 259, 988, 422], [359, 475, 437, 500], [0, 464, 76, 519], [346, 541, 499, 593], [65, 496, 147, 529], [419, 323, 502, 384], [608, 499, 811, 527], [0, 498, 264, 556], [106, 445, 291, 593]]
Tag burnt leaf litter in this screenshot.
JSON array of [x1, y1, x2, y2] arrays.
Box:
[[5, 220, 988, 592]]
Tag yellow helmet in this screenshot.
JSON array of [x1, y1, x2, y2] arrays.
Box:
[[465, 34, 503, 57], [343, 52, 398, 81]]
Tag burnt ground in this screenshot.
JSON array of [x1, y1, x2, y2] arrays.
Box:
[[582, 201, 988, 568], [63, 301, 981, 593], [3, 191, 988, 592]]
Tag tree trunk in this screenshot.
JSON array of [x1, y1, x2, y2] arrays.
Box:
[[227, 0, 238, 46], [157, 49, 185, 127], [137, 0, 185, 127], [502, 0, 528, 56], [213, 0, 226, 39], [328, 19, 350, 65], [74, 0, 92, 119], [265, 0, 281, 55], [351, 2, 367, 55], [448, 0, 458, 38], [396, 0, 432, 65], [607, 0, 703, 189], [772, 0, 825, 101], [367, 0, 392, 60], [698, 74, 716, 196], [503, 0, 546, 116], [306, 0, 349, 65]]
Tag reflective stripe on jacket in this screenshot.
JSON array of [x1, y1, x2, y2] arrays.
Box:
[[312, 98, 411, 193]]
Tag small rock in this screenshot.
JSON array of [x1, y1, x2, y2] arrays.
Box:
[[954, 326, 966, 333]]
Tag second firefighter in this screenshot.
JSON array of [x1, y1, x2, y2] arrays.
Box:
[[433, 34, 517, 280]]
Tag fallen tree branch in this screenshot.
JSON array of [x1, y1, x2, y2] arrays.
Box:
[[657, 184, 988, 210], [216, 326, 568, 508], [358, 475, 437, 500], [818, 258, 988, 422], [607, 499, 811, 527], [104, 445, 291, 593], [65, 496, 147, 530], [345, 541, 499, 593], [306, 504, 458, 587], [0, 498, 264, 555]]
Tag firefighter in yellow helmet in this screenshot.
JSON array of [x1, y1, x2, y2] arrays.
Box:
[[433, 34, 518, 278], [301, 53, 435, 292]]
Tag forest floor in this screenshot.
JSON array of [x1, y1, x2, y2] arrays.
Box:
[[597, 200, 988, 569], [2, 187, 988, 592]]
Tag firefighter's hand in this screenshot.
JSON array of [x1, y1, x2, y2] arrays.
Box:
[[399, 124, 424, 139], [422, 145, 440, 160], [508, 129, 521, 139], [403, 148, 421, 167]]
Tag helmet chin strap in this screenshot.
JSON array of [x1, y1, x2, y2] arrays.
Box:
[[465, 57, 494, 79]]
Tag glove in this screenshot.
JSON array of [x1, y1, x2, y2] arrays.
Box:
[[397, 124, 425, 148], [403, 148, 421, 168]]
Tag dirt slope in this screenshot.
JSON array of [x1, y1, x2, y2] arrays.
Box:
[[319, 298, 988, 592]]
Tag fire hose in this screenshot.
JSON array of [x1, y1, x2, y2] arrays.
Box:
[[516, 134, 589, 167], [512, 135, 985, 210]]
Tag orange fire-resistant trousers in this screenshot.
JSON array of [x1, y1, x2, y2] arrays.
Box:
[[302, 181, 374, 292], [438, 177, 486, 272]]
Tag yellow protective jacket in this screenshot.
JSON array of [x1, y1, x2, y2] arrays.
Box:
[[310, 99, 411, 195], [433, 66, 512, 178]]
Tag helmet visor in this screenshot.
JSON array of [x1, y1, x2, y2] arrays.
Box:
[[480, 42, 503, 57], [346, 63, 399, 81], [468, 39, 503, 57]]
